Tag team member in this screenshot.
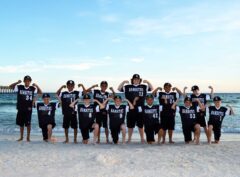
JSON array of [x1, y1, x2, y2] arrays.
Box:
[[35, 93, 60, 142], [9, 76, 42, 142], [152, 83, 182, 144], [172, 97, 204, 145], [103, 95, 134, 144], [183, 85, 214, 139], [138, 94, 163, 144], [118, 74, 154, 143], [70, 94, 102, 144], [83, 81, 115, 143], [207, 96, 234, 144], [56, 80, 85, 143]]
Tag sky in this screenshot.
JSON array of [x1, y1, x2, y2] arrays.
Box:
[[0, 0, 240, 92]]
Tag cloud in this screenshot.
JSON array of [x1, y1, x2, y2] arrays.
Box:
[[0, 59, 112, 74], [101, 15, 118, 23], [130, 57, 145, 63], [125, 4, 240, 37]]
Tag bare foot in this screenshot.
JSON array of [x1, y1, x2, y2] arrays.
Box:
[[169, 141, 175, 144], [127, 140, 131, 144], [26, 138, 31, 142], [63, 139, 69, 144], [74, 139, 78, 144], [17, 137, 23, 142], [141, 139, 146, 144], [161, 140, 166, 144]]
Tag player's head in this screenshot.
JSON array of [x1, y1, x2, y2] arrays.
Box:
[[114, 95, 122, 106], [100, 81, 108, 92], [184, 97, 192, 107], [83, 94, 91, 105], [23, 75, 32, 87], [66, 80, 75, 91], [146, 94, 154, 105], [213, 96, 222, 107], [131, 74, 142, 85], [191, 85, 200, 95], [163, 82, 172, 93], [42, 93, 50, 104]]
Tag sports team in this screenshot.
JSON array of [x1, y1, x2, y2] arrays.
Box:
[[8, 74, 235, 145]]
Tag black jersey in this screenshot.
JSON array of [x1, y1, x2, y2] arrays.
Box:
[[77, 104, 97, 129], [36, 102, 59, 127], [122, 84, 150, 106], [107, 105, 128, 129], [178, 106, 198, 127], [208, 106, 230, 125], [190, 94, 210, 107], [138, 105, 161, 126], [60, 91, 80, 115], [158, 92, 178, 116], [93, 89, 109, 106], [15, 85, 36, 111]]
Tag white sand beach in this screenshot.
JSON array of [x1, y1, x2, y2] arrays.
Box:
[[0, 133, 240, 177]]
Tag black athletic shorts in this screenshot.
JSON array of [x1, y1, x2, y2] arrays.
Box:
[[208, 121, 222, 141], [182, 124, 197, 142], [80, 122, 95, 140], [144, 123, 161, 142], [96, 110, 108, 128], [16, 110, 32, 127], [196, 112, 207, 127], [161, 116, 175, 131], [63, 113, 78, 129], [127, 109, 144, 129]]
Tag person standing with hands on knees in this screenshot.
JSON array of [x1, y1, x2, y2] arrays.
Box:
[[183, 85, 214, 140], [118, 74, 154, 143], [9, 75, 42, 142], [56, 80, 86, 144]]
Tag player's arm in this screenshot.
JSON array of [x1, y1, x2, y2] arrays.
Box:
[[117, 80, 129, 92], [32, 83, 42, 95], [82, 84, 98, 94], [171, 99, 179, 110], [78, 83, 87, 94], [102, 97, 112, 107], [109, 87, 116, 98], [9, 80, 22, 90], [226, 105, 235, 115], [56, 85, 66, 96], [143, 80, 154, 91], [172, 87, 183, 96], [152, 87, 162, 96], [93, 99, 105, 109], [182, 87, 188, 97], [208, 86, 214, 99], [69, 98, 80, 108], [196, 98, 205, 111], [124, 99, 134, 110]]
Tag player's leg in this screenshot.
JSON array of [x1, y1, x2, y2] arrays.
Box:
[[194, 124, 201, 145], [121, 124, 126, 144], [16, 111, 24, 141], [92, 123, 99, 144], [63, 115, 70, 143], [207, 125, 213, 144], [71, 114, 78, 143], [47, 124, 53, 141]]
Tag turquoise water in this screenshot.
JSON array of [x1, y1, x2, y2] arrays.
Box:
[[0, 93, 239, 135]]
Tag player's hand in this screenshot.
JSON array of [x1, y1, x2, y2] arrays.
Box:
[[92, 84, 98, 88], [183, 87, 188, 90], [143, 80, 148, 84], [62, 85, 66, 89], [17, 80, 22, 84], [158, 87, 163, 91], [109, 87, 114, 90], [172, 87, 176, 91], [208, 86, 213, 90], [123, 80, 129, 84], [32, 83, 37, 87], [78, 84, 83, 87]]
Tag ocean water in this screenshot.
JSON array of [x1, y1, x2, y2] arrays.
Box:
[[0, 93, 239, 135]]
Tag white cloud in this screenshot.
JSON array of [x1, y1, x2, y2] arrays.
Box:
[[130, 57, 145, 63], [0, 59, 112, 74], [101, 15, 118, 23], [125, 5, 240, 37]]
